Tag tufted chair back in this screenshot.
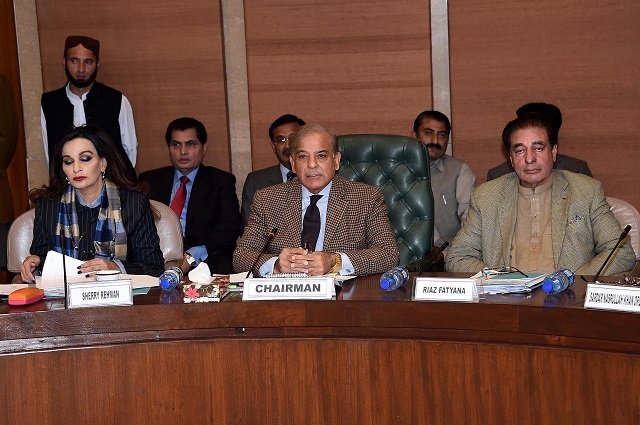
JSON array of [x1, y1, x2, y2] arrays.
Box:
[[337, 134, 434, 266]]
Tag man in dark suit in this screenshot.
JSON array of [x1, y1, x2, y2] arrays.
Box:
[[486, 102, 592, 180], [139, 117, 241, 274], [241, 114, 305, 224], [234, 124, 398, 276]]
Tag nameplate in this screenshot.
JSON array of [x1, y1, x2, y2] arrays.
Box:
[[243, 277, 334, 300], [67, 279, 133, 308], [414, 278, 479, 302], [584, 283, 640, 313]]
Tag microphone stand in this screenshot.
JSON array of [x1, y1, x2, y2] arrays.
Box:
[[592, 225, 631, 283], [62, 250, 69, 309], [246, 228, 278, 279]]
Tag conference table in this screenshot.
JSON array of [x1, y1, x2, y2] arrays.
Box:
[[0, 273, 639, 424]]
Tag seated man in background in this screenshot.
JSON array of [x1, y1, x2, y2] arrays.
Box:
[[412, 110, 475, 246], [487, 102, 592, 180], [241, 114, 306, 224], [446, 114, 635, 275], [234, 124, 398, 276], [139, 117, 241, 274]]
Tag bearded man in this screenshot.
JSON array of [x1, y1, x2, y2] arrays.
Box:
[[40, 35, 137, 180]]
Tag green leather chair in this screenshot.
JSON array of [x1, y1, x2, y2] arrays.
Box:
[[337, 134, 434, 267]]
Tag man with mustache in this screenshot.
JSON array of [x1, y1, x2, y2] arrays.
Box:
[[41, 35, 137, 180], [241, 114, 305, 224], [412, 110, 475, 247], [446, 114, 635, 275]]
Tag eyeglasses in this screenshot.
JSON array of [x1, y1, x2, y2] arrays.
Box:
[[272, 135, 290, 145], [482, 266, 528, 279], [169, 140, 201, 150]]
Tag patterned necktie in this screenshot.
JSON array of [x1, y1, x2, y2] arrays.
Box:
[[301, 195, 322, 251], [170, 175, 189, 218], [286, 171, 296, 181]]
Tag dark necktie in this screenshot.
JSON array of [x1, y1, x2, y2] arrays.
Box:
[[301, 195, 322, 251], [286, 171, 296, 181], [170, 175, 189, 218]]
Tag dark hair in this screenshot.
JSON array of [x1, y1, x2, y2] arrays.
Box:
[[289, 124, 338, 154], [412, 110, 451, 134], [268, 114, 306, 140], [516, 102, 562, 142], [501, 115, 557, 150], [165, 117, 207, 146], [30, 125, 139, 200]]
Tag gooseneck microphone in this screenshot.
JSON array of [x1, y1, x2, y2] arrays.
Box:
[[592, 225, 632, 283], [62, 251, 69, 309], [246, 228, 278, 279], [409, 241, 449, 275]]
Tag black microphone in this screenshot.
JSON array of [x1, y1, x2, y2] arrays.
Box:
[[407, 241, 449, 274], [592, 225, 632, 283], [62, 251, 69, 309], [246, 228, 278, 279]]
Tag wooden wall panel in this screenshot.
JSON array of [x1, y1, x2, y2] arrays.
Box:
[[244, 0, 433, 171], [449, 0, 640, 208], [0, 0, 28, 216], [35, 0, 231, 173], [2, 338, 639, 424]]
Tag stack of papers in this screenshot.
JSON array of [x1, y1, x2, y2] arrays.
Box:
[[472, 271, 547, 294], [37, 251, 159, 297]]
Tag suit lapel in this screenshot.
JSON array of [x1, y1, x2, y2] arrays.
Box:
[[185, 166, 207, 232], [282, 182, 303, 247], [268, 166, 283, 186], [498, 176, 518, 266], [324, 178, 347, 247], [156, 168, 175, 205], [551, 171, 569, 266]]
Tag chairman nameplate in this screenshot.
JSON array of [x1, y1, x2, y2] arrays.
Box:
[[243, 277, 334, 300], [414, 277, 479, 302], [68, 279, 133, 308], [584, 283, 640, 313]]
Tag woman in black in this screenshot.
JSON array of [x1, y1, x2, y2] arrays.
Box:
[[20, 126, 164, 282]]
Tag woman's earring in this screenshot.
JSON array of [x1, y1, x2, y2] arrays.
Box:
[[65, 176, 69, 183], [101, 170, 106, 179]]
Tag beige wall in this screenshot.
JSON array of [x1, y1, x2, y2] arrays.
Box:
[[18, 0, 640, 209]]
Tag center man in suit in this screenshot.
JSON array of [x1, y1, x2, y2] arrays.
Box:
[[139, 117, 241, 274], [446, 114, 635, 275], [234, 124, 398, 276]]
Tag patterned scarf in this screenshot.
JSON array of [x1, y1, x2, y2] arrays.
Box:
[[53, 179, 128, 260]]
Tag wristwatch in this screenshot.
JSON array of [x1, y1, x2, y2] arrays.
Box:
[[329, 252, 342, 274], [183, 252, 197, 269]]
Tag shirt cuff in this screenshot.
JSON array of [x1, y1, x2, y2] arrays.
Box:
[[258, 256, 278, 277], [186, 245, 208, 265], [337, 253, 355, 275]]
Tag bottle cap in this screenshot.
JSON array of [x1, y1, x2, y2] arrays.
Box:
[[542, 280, 553, 293], [380, 277, 392, 290]]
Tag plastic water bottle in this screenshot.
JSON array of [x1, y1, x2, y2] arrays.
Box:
[[380, 267, 409, 291], [159, 267, 183, 291], [542, 269, 575, 294]]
